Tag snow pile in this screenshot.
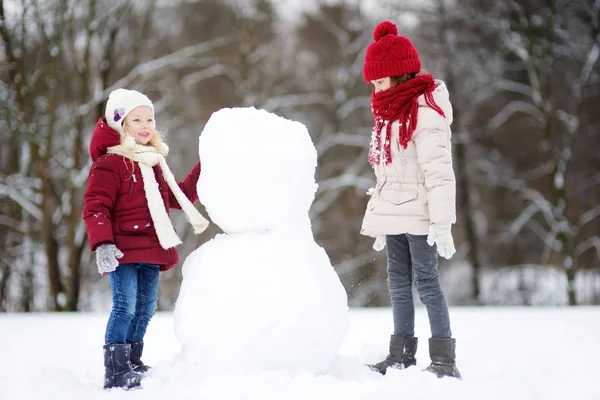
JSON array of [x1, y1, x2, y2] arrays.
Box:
[[173, 107, 349, 373]]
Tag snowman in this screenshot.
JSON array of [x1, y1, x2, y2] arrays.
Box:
[[173, 107, 349, 374]]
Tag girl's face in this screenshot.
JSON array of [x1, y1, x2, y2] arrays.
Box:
[[124, 106, 155, 145], [371, 77, 392, 93]]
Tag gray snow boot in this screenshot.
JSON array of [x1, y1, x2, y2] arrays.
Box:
[[129, 342, 151, 374], [368, 335, 418, 375], [424, 338, 461, 379], [103, 343, 142, 390]]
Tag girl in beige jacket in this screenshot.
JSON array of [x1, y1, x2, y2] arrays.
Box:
[[361, 20, 461, 379]]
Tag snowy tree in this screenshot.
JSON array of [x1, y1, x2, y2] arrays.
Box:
[[463, 0, 600, 305], [2, 0, 599, 310]]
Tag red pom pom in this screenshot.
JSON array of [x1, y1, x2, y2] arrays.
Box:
[[373, 20, 398, 41]]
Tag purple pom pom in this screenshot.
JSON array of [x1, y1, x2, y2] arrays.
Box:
[[113, 107, 125, 122]]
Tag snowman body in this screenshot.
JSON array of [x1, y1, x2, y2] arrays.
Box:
[[174, 107, 349, 373]]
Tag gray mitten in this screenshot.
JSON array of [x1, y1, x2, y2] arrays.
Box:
[[96, 243, 124, 275]]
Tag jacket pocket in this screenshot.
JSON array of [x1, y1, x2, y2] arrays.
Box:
[[119, 220, 153, 235], [379, 182, 418, 205]]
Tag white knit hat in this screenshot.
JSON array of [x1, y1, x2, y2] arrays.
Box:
[[105, 88, 155, 133]]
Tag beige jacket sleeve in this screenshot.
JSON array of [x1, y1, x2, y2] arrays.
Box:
[[413, 107, 456, 226]]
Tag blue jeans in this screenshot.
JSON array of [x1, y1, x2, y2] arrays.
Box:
[[105, 262, 160, 344], [386, 234, 452, 338]]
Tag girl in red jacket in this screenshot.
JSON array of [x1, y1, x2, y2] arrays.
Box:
[[83, 89, 208, 390]]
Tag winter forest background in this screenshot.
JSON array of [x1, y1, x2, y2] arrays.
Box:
[[0, 0, 599, 312]]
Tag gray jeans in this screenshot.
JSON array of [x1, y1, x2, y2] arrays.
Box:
[[386, 234, 452, 338]]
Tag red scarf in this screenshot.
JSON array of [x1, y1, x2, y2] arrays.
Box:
[[369, 74, 445, 165]]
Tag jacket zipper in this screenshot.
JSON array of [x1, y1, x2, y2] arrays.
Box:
[[128, 174, 136, 200], [400, 146, 407, 166]]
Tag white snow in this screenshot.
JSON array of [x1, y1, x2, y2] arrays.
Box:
[[2, 308, 599, 399], [195, 107, 318, 234], [174, 232, 349, 373], [174, 107, 348, 373]]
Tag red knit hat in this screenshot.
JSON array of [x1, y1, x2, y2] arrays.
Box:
[[363, 20, 421, 83]]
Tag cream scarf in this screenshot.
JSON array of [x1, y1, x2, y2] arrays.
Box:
[[107, 138, 209, 249]]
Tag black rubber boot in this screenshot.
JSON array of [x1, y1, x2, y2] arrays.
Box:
[[368, 335, 418, 375], [129, 342, 151, 374], [424, 338, 461, 379], [103, 344, 142, 390]]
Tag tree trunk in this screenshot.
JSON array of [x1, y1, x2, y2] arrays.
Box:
[[42, 186, 64, 311], [0, 262, 10, 311], [21, 267, 33, 312], [436, 0, 483, 304], [455, 139, 482, 303]]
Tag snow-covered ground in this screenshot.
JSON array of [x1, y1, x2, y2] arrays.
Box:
[[2, 307, 598, 400]]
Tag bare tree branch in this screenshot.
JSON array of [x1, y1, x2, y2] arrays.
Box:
[[487, 100, 545, 130], [77, 33, 239, 116]]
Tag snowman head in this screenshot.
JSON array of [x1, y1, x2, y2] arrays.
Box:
[[197, 107, 318, 234]]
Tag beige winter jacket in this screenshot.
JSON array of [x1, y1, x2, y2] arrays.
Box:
[[360, 80, 456, 237]]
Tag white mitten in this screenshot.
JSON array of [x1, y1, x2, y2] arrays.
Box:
[[96, 243, 124, 275], [426, 224, 456, 259], [373, 236, 386, 251]]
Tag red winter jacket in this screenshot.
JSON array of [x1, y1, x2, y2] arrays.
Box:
[[83, 118, 200, 271]]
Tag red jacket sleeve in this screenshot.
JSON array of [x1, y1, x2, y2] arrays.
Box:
[[168, 161, 201, 210], [83, 156, 120, 250]]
